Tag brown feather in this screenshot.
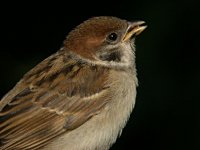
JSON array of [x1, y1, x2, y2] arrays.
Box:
[[0, 50, 111, 149]]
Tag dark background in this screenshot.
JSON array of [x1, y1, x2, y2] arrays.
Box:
[[1, 0, 199, 150]]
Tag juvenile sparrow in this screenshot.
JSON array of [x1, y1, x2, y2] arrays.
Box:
[[0, 16, 146, 150]]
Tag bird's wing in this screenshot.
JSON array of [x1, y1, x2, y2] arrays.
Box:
[[0, 51, 111, 149]]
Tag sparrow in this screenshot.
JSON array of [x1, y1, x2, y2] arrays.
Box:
[[0, 16, 146, 150]]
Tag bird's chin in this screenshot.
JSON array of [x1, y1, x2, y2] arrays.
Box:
[[129, 39, 136, 52]]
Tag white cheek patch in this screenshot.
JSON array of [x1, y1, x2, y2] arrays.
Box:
[[69, 42, 135, 69]]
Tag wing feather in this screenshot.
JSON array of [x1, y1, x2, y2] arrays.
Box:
[[0, 51, 111, 149]]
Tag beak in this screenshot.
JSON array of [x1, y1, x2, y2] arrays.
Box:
[[123, 21, 147, 42]]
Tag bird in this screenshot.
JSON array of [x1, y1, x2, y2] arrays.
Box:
[[0, 16, 146, 150]]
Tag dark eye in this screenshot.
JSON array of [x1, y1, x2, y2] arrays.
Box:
[[107, 32, 118, 42]]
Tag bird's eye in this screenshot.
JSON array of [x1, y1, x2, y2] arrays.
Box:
[[107, 32, 118, 43]]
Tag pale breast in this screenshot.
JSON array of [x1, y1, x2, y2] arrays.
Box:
[[43, 69, 137, 150]]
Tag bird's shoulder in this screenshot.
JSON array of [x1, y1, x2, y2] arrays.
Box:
[[0, 50, 112, 149]]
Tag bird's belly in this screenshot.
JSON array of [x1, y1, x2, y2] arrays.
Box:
[[43, 70, 137, 150]]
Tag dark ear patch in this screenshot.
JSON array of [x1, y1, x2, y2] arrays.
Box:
[[99, 51, 121, 62]]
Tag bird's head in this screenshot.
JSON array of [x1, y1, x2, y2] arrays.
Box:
[[64, 16, 147, 68]]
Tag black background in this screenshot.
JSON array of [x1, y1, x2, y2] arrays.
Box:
[[0, 0, 199, 150]]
